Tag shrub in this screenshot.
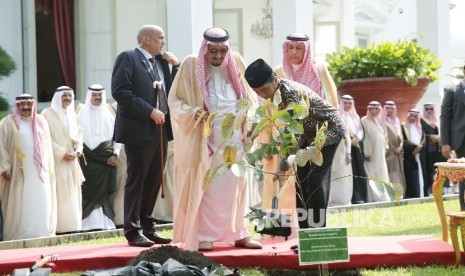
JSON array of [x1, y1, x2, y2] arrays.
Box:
[[326, 40, 441, 87]]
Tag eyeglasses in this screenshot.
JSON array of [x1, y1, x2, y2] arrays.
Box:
[[368, 107, 380, 110], [425, 107, 434, 111]]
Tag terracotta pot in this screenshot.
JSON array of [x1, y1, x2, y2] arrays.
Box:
[[337, 77, 431, 121]]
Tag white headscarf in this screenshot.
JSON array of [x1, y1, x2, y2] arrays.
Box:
[[77, 84, 115, 150], [50, 86, 80, 143]]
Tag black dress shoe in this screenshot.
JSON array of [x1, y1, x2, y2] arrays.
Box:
[[143, 232, 172, 244], [126, 233, 155, 247]]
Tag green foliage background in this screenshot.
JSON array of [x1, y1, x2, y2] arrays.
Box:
[[0, 45, 16, 113], [326, 40, 441, 86]]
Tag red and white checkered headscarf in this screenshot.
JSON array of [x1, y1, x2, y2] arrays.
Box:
[[195, 28, 248, 155], [422, 102, 438, 127], [13, 94, 46, 182], [195, 28, 247, 114], [282, 33, 322, 97]]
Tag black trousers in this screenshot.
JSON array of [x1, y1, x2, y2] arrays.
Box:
[[350, 146, 368, 203], [123, 131, 167, 237], [456, 142, 465, 210], [296, 142, 340, 229]]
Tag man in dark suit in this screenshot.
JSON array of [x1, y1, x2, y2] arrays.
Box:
[[440, 66, 465, 210], [111, 24, 180, 247]]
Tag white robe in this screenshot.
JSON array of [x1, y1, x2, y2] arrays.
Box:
[[361, 116, 390, 202], [41, 108, 84, 233], [0, 115, 57, 240], [197, 66, 249, 242], [168, 53, 257, 250]]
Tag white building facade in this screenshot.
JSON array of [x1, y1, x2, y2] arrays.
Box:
[[0, 0, 462, 110]]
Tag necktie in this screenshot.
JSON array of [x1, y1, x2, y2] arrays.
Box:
[[149, 57, 168, 113], [148, 57, 161, 81]]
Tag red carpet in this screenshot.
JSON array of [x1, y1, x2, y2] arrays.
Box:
[[0, 235, 460, 273]]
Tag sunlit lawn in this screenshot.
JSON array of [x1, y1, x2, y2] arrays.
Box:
[[52, 198, 465, 275]]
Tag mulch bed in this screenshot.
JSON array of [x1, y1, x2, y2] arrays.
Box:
[[127, 245, 361, 275], [127, 245, 218, 269]]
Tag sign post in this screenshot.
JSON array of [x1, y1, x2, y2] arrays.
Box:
[[298, 227, 349, 266]]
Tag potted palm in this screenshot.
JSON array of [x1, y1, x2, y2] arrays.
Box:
[[326, 40, 441, 119]]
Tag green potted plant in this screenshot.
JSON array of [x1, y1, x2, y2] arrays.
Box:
[[326, 40, 441, 119], [0, 45, 17, 118]]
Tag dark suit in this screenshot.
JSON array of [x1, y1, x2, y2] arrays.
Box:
[[440, 82, 465, 209], [111, 48, 177, 237]]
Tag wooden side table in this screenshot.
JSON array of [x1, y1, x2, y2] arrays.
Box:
[[446, 211, 465, 266], [433, 162, 465, 242]]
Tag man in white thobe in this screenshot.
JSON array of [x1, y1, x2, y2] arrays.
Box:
[[77, 84, 122, 231], [0, 94, 57, 240], [168, 28, 261, 251], [361, 101, 390, 202], [41, 86, 85, 234]]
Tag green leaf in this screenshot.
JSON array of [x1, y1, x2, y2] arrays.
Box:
[[251, 118, 271, 138], [244, 152, 257, 166], [270, 110, 291, 123], [313, 121, 328, 149], [287, 120, 304, 134], [292, 103, 304, 119], [236, 98, 252, 111], [221, 113, 235, 139], [255, 99, 275, 119]]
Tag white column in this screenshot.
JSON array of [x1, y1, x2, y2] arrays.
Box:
[[340, 0, 355, 48], [167, 0, 213, 62], [0, 0, 27, 102], [416, 0, 451, 106], [271, 0, 313, 67], [76, 0, 115, 100]]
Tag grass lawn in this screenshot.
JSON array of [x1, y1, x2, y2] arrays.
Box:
[[52, 198, 465, 275]]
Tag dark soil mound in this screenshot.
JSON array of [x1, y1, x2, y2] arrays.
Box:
[[127, 245, 218, 269]]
